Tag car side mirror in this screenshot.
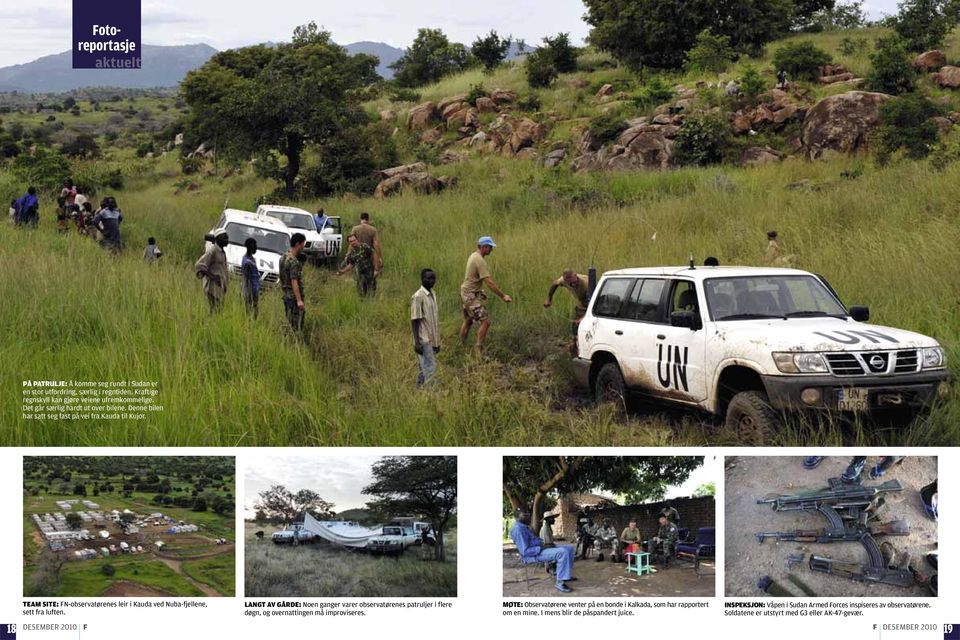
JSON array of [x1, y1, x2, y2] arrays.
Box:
[[670, 310, 701, 330], [849, 306, 870, 322]]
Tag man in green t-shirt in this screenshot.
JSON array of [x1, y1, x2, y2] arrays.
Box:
[[459, 236, 512, 351]]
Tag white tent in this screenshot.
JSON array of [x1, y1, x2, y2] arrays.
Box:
[[300, 513, 383, 548]]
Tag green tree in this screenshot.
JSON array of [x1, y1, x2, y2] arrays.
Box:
[[65, 512, 83, 530], [741, 64, 768, 104], [525, 49, 559, 87], [541, 33, 578, 73], [804, 0, 866, 30], [472, 30, 512, 72], [181, 23, 378, 196], [772, 40, 832, 80], [254, 485, 335, 524], [73, 482, 87, 496], [685, 29, 736, 72], [11, 148, 71, 192], [364, 456, 457, 561], [503, 457, 703, 533], [584, 0, 797, 70], [389, 28, 471, 87], [192, 496, 208, 512], [867, 35, 915, 95], [875, 94, 943, 163], [693, 482, 716, 497], [893, 0, 955, 52], [674, 113, 731, 166]]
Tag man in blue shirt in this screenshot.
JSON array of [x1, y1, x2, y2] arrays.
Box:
[[510, 508, 576, 592]]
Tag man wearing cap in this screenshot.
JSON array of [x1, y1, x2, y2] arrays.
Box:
[[647, 514, 679, 568], [195, 228, 230, 313], [280, 233, 307, 333], [459, 236, 512, 351], [510, 508, 577, 593], [544, 269, 590, 354]]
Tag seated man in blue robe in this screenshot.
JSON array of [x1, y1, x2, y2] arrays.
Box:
[[510, 508, 577, 593]]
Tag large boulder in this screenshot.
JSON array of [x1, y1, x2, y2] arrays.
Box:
[[542, 148, 567, 168], [573, 128, 674, 172], [507, 118, 547, 153], [912, 50, 947, 72], [596, 83, 615, 98], [437, 94, 468, 113], [374, 172, 442, 198], [408, 102, 438, 131], [490, 88, 517, 105], [819, 72, 854, 85], [476, 96, 497, 113], [375, 162, 427, 179], [934, 66, 960, 89], [801, 91, 893, 159], [740, 146, 784, 167]]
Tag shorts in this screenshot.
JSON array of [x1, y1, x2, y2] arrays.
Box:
[[461, 290, 488, 322]]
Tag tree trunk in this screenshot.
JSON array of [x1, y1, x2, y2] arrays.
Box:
[[435, 526, 445, 562], [284, 134, 302, 197]]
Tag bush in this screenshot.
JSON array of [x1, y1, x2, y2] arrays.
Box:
[[589, 113, 629, 145], [893, 0, 955, 52], [60, 134, 101, 158], [466, 83, 488, 106], [102, 564, 115, 577], [471, 30, 512, 72], [740, 65, 767, 105], [516, 93, 542, 112], [867, 35, 915, 95], [11, 148, 71, 192], [388, 87, 421, 103], [390, 28, 471, 87], [930, 126, 960, 171], [874, 94, 943, 164], [179, 155, 203, 175], [685, 29, 736, 73], [674, 113, 730, 166], [772, 41, 832, 81], [838, 36, 869, 56], [632, 76, 674, 109], [526, 49, 559, 88]]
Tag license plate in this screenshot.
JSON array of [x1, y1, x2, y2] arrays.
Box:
[[838, 387, 869, 412]]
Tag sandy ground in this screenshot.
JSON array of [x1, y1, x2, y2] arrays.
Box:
[[502, 545, 715, 597], [724, 456, 937, 597]]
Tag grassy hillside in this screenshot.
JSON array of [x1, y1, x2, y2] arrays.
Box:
[[1, 28, 959, 447]]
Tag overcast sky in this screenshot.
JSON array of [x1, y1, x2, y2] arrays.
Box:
[[2, 0, 903, 68], [244, 454, 382, 516]]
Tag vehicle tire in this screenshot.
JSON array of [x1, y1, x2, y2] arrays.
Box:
[[594, 362, 627, 414], [724, 391, 780, 444]]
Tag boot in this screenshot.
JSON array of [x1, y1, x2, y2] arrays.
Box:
[[841, 457, 867, 484], [920, 479, 938, 521], [803, 456, 824, 470], [870, 456, 905, 479], [596, 553, 603, 562]]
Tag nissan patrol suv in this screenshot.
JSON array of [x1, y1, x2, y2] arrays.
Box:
[[572, 266, 949, 434]]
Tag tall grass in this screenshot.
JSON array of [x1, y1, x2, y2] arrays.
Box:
[[1, 151, 958, 446], [244, 524, 457, 597]]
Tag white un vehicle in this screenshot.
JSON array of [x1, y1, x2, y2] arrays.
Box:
[[572, 266, 950, 433], [208, 209, 292, 286], [255, 204, 341, 264]]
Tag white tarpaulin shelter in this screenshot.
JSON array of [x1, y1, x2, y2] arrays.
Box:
[[301, 513, 383, 548]]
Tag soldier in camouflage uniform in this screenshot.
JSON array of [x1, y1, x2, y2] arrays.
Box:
[[591, 518, 621, 562], [647, 514, 679, 568], [280, 233, 307, 333], [337, 234, 377, 297]]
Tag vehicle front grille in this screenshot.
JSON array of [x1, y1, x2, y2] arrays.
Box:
[[825, 353, 863, 376], [824, 350, 918, 376], [263, 273, 279, 284]]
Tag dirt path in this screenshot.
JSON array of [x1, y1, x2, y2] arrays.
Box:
[[156, 543, 235, 561], [724, 456, 937, 597], [156, 556, 221, 597], [101, 581, 172, 597], [502, 546, 714, 597]]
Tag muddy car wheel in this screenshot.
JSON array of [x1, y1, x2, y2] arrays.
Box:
[[724, 391, 780, 443], [595, 362, 627, 414]]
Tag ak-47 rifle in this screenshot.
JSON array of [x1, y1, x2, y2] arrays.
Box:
[[809, 532, 915, 587], [755, 519, 908, 544], [757, 479, 914, 588]]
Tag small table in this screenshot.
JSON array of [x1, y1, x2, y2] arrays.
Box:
[[626, 551, 652, 576]]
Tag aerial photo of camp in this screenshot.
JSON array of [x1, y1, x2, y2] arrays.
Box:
[[23, 456, 235, 597], [245, 454, 456, 597]]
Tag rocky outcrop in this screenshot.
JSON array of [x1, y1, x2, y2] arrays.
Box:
[[490, 88, 517, 105], [505, 118, 548, 155], [408, 102, 438, 131], [437, 94, 468, 113], [596, 84, 614, 98], [374, 172, 441, 198], [731, 89, 808, 135], [819, 72, 854, 85], [912, 50, 947, 72], [375, 162, 428, 179], [934, 66, 960, 89], [542, 148, 567, 168], [476, 96, 497, 113], [571, 124, 676, 172], [801, 91, 893, 159]]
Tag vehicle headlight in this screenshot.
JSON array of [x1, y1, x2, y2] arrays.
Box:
[[773, 352, 829, 374], [921, 347, 946, 370]]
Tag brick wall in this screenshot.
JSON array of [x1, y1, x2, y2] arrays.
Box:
[[550, 496, 715, 542]]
